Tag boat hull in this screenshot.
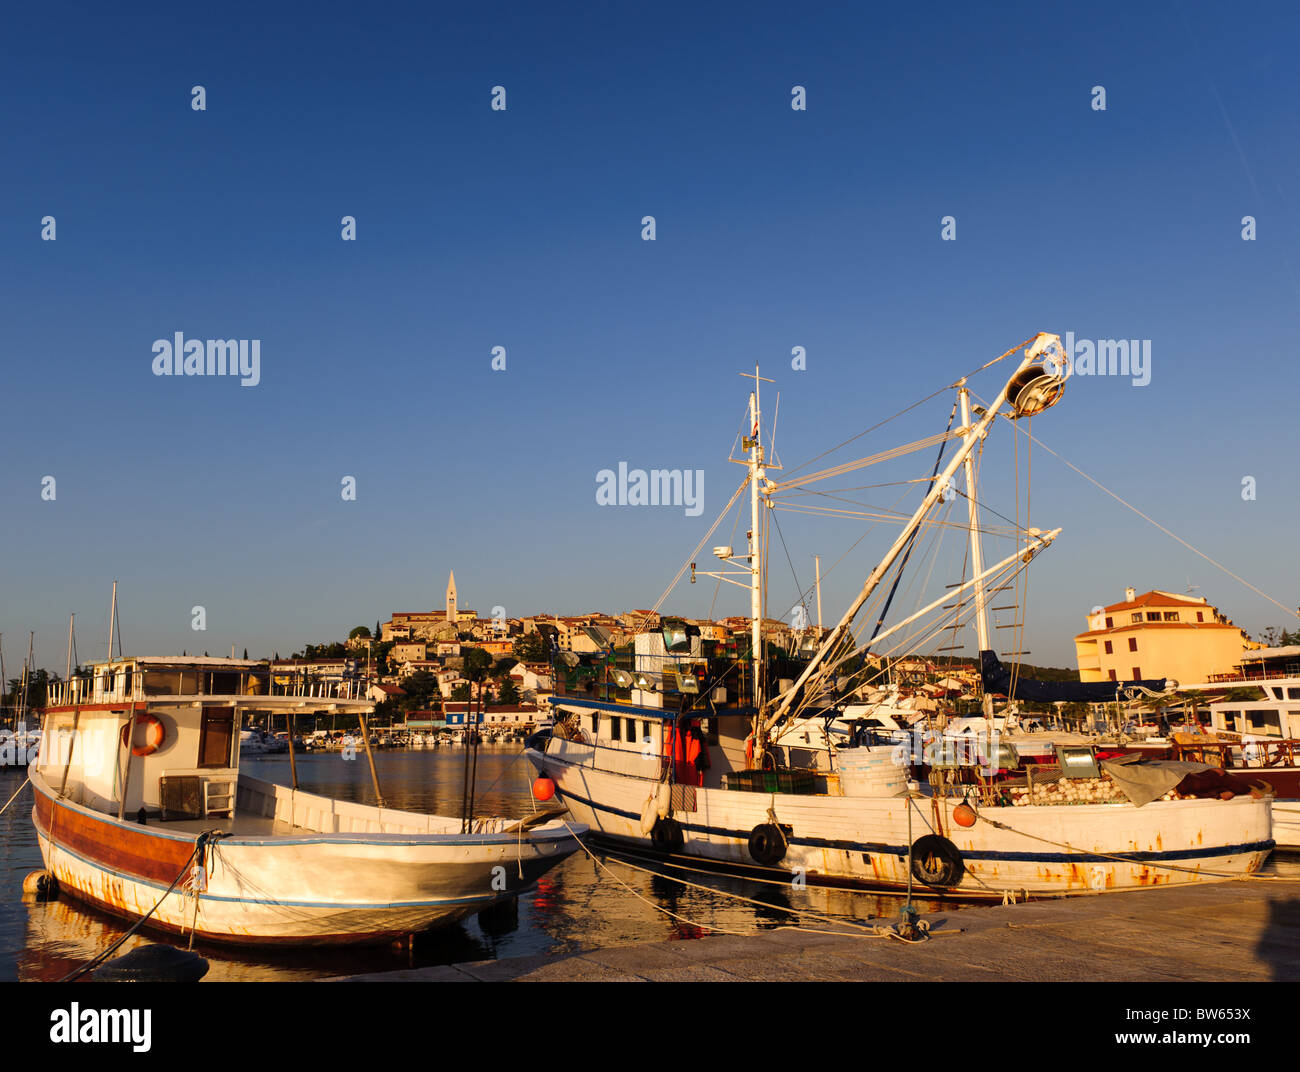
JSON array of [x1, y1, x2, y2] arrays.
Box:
[[31, 774, 581, 945], [528, 742, 1273, 898]]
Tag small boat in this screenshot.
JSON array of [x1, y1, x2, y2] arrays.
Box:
[[33, 654, 584, 945]]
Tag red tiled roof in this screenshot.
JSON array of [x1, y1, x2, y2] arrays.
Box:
[[1103, 591, 1208, 613]]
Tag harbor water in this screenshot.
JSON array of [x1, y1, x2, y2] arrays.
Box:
[[1, 747, 972, 981]]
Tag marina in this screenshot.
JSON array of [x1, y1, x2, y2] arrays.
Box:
[[1, 8, 1296, 1059]]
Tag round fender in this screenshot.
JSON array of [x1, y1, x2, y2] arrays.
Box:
[[650, 817, 685, 855], [747, 823, 787, 866], [910, 834, 965, 889]]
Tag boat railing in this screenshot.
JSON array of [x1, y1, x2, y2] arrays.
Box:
[[45, 674, 369, 707], [1170, 737, 1300, 770]]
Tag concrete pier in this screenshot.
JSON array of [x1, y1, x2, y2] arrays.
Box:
[[331, 877, 1300, 982]]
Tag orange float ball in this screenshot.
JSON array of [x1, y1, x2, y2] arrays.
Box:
[[953, 802, 978, 827], [532, 777, 556, 802]]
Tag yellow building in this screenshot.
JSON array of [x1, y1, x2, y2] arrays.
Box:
[[1074, 588, 1253, 686]]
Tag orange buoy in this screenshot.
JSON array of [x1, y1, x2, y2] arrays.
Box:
[[953, 802, 978, 827], [532, 777, 556, 802]]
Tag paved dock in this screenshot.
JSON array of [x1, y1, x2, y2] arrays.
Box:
[[330, 878, 1300, 982]]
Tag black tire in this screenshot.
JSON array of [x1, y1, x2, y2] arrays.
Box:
[[650, 817, 685, 855], [748, 823, 788, 866], [910, 834, 964, 889]]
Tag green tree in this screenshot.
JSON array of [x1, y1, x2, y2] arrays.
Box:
[[497, 677, 521, 705], [513, 633, 547, 663], [401, 671, 440, 710], [451, 682, 471, 703], [349, 625, 372, 640]]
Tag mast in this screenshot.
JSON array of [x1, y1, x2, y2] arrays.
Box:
[[107, 581, 118, 667], [759, 334, 1068, 741], [814, 555, 823, 630], [748, 377, 763, 710], [958, 383, 994, 718]]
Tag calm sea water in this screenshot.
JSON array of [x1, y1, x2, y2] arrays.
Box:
[[4, 752, 1295, 981], [0, 747, 954, 982]]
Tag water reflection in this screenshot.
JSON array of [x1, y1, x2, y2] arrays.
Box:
[[4, 757, 1297, 981]]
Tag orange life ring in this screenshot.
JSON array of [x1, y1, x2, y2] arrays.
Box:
[[121, 714, 166, 757]]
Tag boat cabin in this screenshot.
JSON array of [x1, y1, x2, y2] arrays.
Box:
[[37, 656, 374, 824]]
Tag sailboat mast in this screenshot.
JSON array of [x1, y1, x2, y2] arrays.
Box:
[[107, 581, 118, 667], [748, 375, 764, 711], [958, 384, 994, 718], [811, 556, 821, 631]]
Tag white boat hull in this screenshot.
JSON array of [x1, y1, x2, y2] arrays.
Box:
[[31, 770, 583, 944], [529, 740, 1273, 897]]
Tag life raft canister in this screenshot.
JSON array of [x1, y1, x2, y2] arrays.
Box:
[[909, 834, 965, 889], [121, 714, 167, 757], [650, 817, 685, 855], [747, 823, 788, 867]]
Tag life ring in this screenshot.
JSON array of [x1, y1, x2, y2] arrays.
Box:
[[650, 817, 685, 855], [747, 823, 787, 866], [909, 834, 964, 889], [121, 714, 166, 757]]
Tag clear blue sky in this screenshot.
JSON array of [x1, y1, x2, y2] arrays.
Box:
[[2, 1, 1297, 672]]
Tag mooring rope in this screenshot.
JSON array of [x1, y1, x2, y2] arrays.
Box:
[[560, 819, 939, 943], [0, 775, 31, 816]]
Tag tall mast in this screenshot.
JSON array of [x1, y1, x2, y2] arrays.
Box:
[[814, 555, 823, 630], [107, 581, 118, 667], [958, 383, 994, 718], [748, 371, 763, 710], [760, 334, 1068, 738]]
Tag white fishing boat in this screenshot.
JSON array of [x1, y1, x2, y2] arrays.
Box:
[[528, 335, 1273, 898], [33, 651, 584, 944]]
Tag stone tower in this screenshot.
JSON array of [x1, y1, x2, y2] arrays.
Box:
[[446, 570, 457, 624]]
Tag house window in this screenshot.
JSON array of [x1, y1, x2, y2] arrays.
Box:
[[1163, 612, 1179, 622], [1105, 617, 1113, 629], [1147, 613, 1162, 622], [1131, 613, 1142, 624], [1128, 638, 1138, 652], [1196, 612, 1204, 622], [1108, 669, 1117, 681], [1104, 641, 1113, 655], [1132, 667, 1142, 679]]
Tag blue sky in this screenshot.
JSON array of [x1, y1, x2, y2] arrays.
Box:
[[2, 1, 1297, 672]]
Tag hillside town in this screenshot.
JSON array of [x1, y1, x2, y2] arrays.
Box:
[[189, 573, 1298, 746]]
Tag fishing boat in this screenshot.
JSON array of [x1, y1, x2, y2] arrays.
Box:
[[1114, 644, 1300, 849], [32, 653, 584, 945], [527, 334, 1273, 899]]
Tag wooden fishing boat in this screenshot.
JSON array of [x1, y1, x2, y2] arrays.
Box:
[[33, 654, 583, 944], [527, 335, 1274, 898]]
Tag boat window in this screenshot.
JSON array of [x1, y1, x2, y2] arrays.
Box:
[[609, 716, 621, 742], [589, 713, 600, 736], [210, 672, 241, 695], [1289, 689, 1300, 700], [1245, 710, 1282, 737]]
